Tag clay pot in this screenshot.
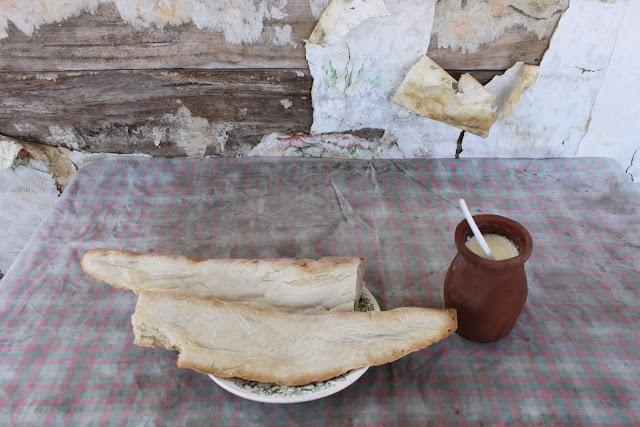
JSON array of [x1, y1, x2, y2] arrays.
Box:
[[444, 214, 533, 343]]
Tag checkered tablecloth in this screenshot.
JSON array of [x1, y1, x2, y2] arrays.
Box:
[[1, 157, 639, 424]]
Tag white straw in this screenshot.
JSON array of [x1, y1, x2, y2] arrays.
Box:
[[459, 199, 494, 260]]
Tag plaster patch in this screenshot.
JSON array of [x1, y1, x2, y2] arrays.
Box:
[[273, 24, 298, 48], [0, 0, 102, 39], [308, 0, 331, 19], [431, 0, 569, 54], [308, 0, 389, 47], [485, 62, 541, 120], [159, 106, 235, 157], [461, 0, 629, 158], [0, 0, 291, 45], [152, 127, 165, 147], [0, 139, 23, 174], [35, 73, 59, 82], [248, 131, 396, 159], [46, 126, 83, 151], [268, 0, 289, 19], [280, 99, 293, 109]]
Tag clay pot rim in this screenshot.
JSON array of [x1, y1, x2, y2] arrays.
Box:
[[454, 214, 533, 271]]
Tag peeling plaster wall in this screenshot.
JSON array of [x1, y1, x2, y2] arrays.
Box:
[[1, 0, 638, 184], [0, 0, 291, 44], [153, 106, 235, 157]]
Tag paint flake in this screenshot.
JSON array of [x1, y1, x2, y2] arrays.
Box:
[[273, 24, 298, 48], [46, 126, 83, 151], [280, 99, 293, 109], [158, 106, 235, 157]]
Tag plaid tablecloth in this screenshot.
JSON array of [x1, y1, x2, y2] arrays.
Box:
[[1, 157, 639, 425]]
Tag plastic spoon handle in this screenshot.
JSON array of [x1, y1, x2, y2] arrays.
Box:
[[459, 199, 495, 260]]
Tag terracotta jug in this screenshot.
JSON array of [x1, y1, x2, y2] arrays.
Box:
[[444, 214, 533, 343]]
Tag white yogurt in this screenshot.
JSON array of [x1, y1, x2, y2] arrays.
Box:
[[465, 234, 519, 260]]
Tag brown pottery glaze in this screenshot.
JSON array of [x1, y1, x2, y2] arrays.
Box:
[[444, 214, 533, 343]]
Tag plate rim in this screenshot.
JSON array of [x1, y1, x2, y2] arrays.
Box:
[[209, 287, 380, 404]]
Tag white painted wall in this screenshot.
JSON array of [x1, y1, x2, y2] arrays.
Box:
[[461, 1, 631, 165], [576, 0, 640, 182]]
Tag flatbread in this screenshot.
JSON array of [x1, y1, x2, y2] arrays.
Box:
[[133, 292, 457, 386], [81, 249, 365, 313]]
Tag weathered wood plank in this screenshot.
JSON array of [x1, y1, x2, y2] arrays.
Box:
[[0, 68, 504, 156], [428, 29, 548, 72], [0, 70, 314, 157], [0, 2, 560, 72], [427, 0, 567, 71], [0, 3, 314, 71]]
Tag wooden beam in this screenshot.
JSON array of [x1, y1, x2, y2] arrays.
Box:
[[0, 3, 313, 71], [0, 70, 313, 156], [0, 68, 504, 156], [0, 3, 557, 73]]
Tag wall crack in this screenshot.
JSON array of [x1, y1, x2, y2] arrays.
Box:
[[455, 131, 465, 159], [625, 145, 640, 181]]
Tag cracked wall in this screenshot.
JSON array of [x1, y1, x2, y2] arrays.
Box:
[[575, 0, 640, 183], [448, 0, 637, 183]]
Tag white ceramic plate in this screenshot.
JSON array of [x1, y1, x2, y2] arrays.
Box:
[[209, 287, 380, 403]]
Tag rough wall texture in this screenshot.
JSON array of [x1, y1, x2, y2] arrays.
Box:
[[0, 0, 636, 183]]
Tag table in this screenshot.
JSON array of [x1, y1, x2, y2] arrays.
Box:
[[1, 157, 639, 424]]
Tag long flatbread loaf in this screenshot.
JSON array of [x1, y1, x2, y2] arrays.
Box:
[[132, 292, 457, 386], [81, 249, 365, 313]]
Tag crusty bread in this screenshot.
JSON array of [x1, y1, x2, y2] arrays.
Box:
[[81, 249, 365, 313], [132, 292, 457, 386]]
